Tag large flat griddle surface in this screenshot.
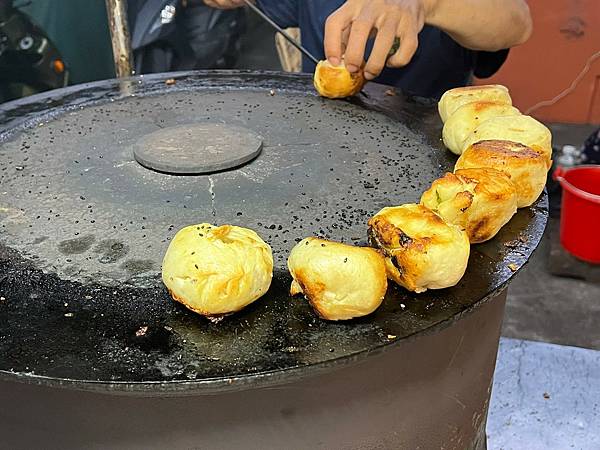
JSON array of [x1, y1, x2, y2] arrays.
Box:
[[0, 72, 547, 394]]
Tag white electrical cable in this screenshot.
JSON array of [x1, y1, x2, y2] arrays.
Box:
[[525, 50, 600, 116]]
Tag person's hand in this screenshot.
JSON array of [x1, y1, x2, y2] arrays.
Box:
[[324, 0, 430, 80], [203, 0, 249, 9]]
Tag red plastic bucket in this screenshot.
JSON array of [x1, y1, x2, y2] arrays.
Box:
[[554, 165, 600, 263]]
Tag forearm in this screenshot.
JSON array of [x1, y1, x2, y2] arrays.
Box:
[[425, 0, 532, 51]]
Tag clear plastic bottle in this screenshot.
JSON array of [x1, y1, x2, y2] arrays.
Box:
[[557, 144, 582, 167]]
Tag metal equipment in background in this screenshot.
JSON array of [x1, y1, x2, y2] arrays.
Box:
[[105, 0, 133, 77], [0, 0, 68, 103]]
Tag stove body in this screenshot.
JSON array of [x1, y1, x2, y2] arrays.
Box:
[[0, 72, 547, 449]]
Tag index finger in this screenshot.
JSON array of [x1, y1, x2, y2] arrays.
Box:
[[364, 22, 396, 80], [324, 7, 353, 66]]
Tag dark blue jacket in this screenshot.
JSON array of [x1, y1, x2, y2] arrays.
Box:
[[257, 0, 508, 99]]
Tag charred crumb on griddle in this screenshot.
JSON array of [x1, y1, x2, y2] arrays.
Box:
[[503, 240, 520, 249]]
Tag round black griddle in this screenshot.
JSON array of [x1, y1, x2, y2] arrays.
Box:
[[0, 71, 547, 394]]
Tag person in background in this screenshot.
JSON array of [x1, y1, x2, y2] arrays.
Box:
[[11, 0, 246, 93], [128, 0, 246, 75], [203, 0, 532, 99], [581, 128, 600, 165]]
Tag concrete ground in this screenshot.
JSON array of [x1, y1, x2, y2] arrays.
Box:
[[488, 338, 600, 449]]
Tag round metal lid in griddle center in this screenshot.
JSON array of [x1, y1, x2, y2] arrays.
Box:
[[0, 72, 547, 394], [133, 123, 263, 175]]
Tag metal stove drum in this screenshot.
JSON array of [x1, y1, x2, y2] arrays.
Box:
[[0, 72, 547, 449]]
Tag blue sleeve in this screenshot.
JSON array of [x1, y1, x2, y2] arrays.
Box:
[[256, 0, 299, 29]]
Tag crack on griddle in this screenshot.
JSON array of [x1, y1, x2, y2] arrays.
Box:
[[208, 177, 216, 218]]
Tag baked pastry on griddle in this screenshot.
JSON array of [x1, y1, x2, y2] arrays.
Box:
[[455, 140, 547, 208], [442, 101, 520, 155], [462, 115, 553, 166], [287, 238, 387, 320], [162, 223, 273, 319], [313, 60, 365, 99], [420, 168, 518, 243], [368, 204, 470, 293], [438, 84, 512, 123]]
